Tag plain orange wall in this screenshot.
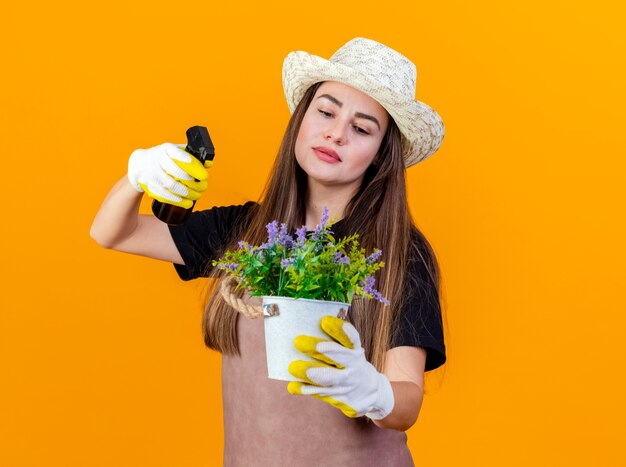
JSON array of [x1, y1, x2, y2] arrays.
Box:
[[1, 0, 625, 465]]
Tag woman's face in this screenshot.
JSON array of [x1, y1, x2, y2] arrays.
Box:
[[295, 81, 389, 191]]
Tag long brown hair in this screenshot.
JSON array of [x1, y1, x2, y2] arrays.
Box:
[[200, 81, 442, 372]]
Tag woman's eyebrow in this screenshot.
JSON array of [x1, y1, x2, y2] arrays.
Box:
[[316, 94, 381, 130]]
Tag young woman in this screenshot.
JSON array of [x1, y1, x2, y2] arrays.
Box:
[[91, 37, 446, 466]]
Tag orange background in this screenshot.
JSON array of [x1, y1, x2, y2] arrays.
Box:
[[1, 0, 625, 465]]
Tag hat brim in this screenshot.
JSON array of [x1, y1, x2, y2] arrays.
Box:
[[282, 50, 445, 167]]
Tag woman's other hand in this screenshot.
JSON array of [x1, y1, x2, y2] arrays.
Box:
[[287, 316, 395, 421]]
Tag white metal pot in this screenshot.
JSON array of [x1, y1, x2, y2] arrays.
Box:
[[261, 296, 349, 381]]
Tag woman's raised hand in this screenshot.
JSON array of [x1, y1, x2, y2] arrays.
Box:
[[127, 142, 212, 209]]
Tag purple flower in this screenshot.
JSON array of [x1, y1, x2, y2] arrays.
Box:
[[372, 290, 390, 305], [217, 262, 240, 272], [366, 249, 383, 265], [238, 240, 252, 251], [295, 226, 307, 246], [319, 206, 329, 228], [312, 206, 331, 242], [333, 251, 350, 265], [362, 275, 376, 291], [266, 220, 279, 246], [281, 257, 295, 268], [361, 275, 389, 305], [277, 223, 295, 248]]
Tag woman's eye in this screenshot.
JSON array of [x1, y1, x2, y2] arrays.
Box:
[[354, 126, 369, 135], [318, 109, 332, 117]]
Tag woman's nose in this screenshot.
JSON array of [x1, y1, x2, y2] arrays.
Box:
[[324, 121, 348, 144]]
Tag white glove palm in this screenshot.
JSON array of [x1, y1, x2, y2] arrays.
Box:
[[288, 316, 395, 420], [127, 142, 211, 209]]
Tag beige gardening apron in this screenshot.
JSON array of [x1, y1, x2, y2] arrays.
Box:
[[221, 310, 415, 467]]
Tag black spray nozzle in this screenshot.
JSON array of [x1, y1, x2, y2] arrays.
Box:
[[185, 126, 215, 163]]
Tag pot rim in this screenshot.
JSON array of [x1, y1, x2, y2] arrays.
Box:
[[260, 295, 350, 307]]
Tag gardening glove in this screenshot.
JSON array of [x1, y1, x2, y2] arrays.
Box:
[[287, 315, 395, 420], [127, 142, 213, 209]]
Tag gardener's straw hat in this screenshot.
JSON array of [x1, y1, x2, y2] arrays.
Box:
[[282, 37, 445, 167]]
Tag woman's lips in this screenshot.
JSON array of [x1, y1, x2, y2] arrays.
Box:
[[313, 147, 341, 163]]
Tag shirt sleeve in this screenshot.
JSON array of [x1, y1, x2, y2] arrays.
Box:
[[167, 201, 256, 281], [391, 235, 447, 372]]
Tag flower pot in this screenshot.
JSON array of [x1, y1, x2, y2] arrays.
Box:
[[261, 296, 350, 381]]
